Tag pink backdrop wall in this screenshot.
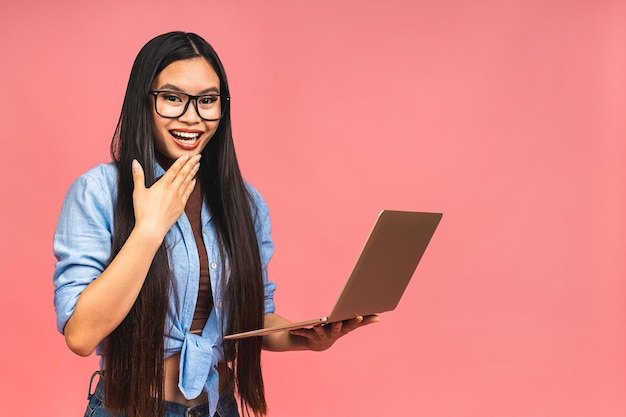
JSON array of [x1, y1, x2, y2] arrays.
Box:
[[1, 1, 624, 416]]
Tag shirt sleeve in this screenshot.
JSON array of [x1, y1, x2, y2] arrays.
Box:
[[247, 184, 277, 315], [52, 166, 116, 334]]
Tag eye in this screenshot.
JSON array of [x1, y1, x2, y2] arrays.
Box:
[[198, 95, 219, 105], [162, 93, 184, 103]]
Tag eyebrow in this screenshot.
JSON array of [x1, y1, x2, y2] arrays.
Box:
[[158, 83, 221, 95]]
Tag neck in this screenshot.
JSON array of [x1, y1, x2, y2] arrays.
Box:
[[155, 151, 176, 171]]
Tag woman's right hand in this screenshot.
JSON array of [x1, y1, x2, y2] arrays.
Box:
[[63, 154, 201, 356], [131, 154, 200, 240]]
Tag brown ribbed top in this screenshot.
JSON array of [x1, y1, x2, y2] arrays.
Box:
[[185, 181, 213, 333]]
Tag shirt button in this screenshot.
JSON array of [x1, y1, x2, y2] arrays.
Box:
[[217, 302, 223, 309], [210, 262, 217, 269]]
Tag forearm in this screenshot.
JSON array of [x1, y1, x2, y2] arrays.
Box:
[[63, 226, 164, 356]]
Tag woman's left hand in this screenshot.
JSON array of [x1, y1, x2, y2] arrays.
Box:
[[289, 315, 381, 351]]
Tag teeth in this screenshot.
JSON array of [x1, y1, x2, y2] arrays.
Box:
[[171, 131, 200, 140]]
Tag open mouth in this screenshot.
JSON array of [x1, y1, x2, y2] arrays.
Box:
[[170, 130, 202, 148]]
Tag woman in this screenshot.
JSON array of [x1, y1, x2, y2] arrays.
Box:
[[53, 31, 377, 417]]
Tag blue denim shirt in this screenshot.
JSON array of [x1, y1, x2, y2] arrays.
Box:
[[53, 163, 276, 415]]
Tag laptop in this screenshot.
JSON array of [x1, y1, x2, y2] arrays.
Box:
[[224, 210, 443, 340]]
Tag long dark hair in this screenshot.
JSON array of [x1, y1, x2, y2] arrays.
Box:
[[105, 32, 267, 417]]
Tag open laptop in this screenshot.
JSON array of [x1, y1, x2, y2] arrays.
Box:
[[224, 210, 442, 340]]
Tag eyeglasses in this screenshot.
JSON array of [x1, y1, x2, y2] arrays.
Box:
[[149, 90, 230, 121]]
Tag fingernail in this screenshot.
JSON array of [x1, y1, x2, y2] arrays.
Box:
[[132, 159, 139, 172]]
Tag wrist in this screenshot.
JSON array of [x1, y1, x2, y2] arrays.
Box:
[[129, 223, 167, 249]]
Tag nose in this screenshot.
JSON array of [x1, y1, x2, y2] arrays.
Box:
[[178, 98, 202, 123]]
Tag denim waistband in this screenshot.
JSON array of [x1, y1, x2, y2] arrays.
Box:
[[89, 371, 212, 417]]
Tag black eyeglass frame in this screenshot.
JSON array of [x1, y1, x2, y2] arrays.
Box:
[[149, 90, 231, 121]]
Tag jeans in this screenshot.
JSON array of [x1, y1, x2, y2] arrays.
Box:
[[84, 372, 239, 417]]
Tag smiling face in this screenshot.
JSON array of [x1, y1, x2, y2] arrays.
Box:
[[150, 57, 222, 159]]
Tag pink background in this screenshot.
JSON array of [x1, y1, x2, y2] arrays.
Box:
[[1, 1, 624, 416]]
